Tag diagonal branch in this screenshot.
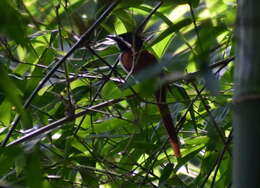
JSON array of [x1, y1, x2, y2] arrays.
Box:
[[135, 1, 163, 34], [191, 82, 226, 143], [164, 56, 234, 84], [7, 97, 132, 147]]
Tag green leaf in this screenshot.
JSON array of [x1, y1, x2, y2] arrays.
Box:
[[102, 82, 134, 99], [25, 147, 44, 188], [0, 0, 28, 47], [0, 65, 32, 128], [150, 19, 192, 47], [114, 9, 136, 32], [0, 146, 23, 176], [159, 163, 174, 184], [0, 100, 11, 125], [161, 0, 200, 7]]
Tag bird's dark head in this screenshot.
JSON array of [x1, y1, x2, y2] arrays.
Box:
[[107, 32, 143, 51]]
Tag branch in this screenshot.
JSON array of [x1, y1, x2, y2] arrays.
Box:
[[135, 1, 163, 34], [7, 97, 130, 146], [163, 56, 234, 83]]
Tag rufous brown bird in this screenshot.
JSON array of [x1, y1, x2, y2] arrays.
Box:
[[107, 32, 181, 157]]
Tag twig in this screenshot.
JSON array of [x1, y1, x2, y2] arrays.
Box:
[[164, 56, 234, 84], [135, 1, 163, 34], [191, 82, 226, 143], [7, 97, 129, 146], [200, 129, 232, 187], [210, 129, 232, 188], [73, 59, 121, 135], [189, 3, 203, 52]]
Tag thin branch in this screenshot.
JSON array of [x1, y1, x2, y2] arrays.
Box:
[[7, 97, 130, 147], [191, 82, 226, 143], [210, 129, 233, 188], [189, 3, 203, 52], [164, 56, 234, 84], [135, 1, 163, 34], [200, 129, 233, 187], [6, 58, 124, 83], [73, 59, 121, 135]]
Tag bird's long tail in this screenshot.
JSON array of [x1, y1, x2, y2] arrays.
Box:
[[155, 86, 181, 157]]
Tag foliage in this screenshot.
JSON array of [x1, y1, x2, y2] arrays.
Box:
[[0, 0, 235, 187]]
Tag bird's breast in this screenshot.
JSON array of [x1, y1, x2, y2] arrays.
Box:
[[120, 50, 157, 74]]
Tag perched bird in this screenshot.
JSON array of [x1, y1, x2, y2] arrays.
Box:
[[107, 32, 181, 157]]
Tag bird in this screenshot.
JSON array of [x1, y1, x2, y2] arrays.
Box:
[[107, 32, 181, 157]]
